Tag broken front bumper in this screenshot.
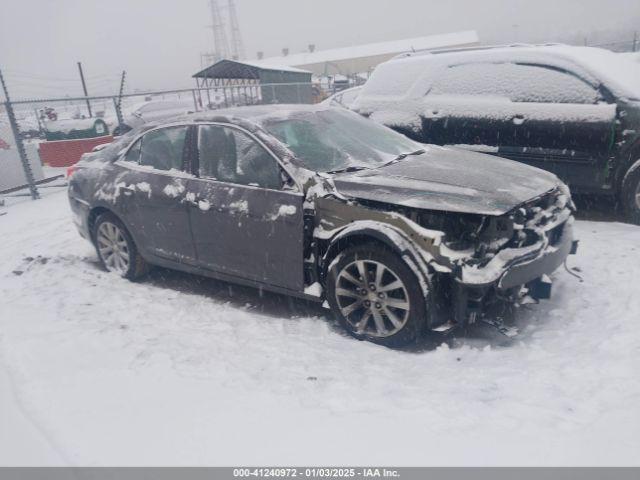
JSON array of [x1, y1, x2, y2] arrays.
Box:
[[499, 221, 575, 290], [451, 218, 577, 325]]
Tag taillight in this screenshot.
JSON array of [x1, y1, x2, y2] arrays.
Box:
[[66, 165, 78, 179]]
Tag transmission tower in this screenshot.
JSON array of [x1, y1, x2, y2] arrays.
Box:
[[209, 0, 230, 62], [227, 0, 245, 60]]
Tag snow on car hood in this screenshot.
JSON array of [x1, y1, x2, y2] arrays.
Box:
[[331, 146, 561, 216]]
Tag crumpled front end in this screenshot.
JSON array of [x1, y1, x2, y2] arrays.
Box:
[[441, 186, 578, 326], [310, 174, 577, 330]]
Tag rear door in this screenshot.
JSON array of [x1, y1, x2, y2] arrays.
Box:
[[186, 123, 305, 291], [116, 125, 196, 262]]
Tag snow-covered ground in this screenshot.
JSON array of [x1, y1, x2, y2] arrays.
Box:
[[0, 188, 639, 466]]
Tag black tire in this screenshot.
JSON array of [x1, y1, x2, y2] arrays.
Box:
[[621, 160, 640, 225], [326, 244, 429, 348], [93, 212, 149, 280]]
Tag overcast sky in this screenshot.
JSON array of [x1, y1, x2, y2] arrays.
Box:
[[1, 0, 639, 99]]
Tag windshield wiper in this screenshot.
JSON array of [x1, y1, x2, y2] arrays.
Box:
[[325, 165, 370, 174], [380, 149, 426, 167], [325, 149, 426, 174]]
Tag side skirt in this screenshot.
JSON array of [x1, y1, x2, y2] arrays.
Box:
[[143, 252, 324, 303]]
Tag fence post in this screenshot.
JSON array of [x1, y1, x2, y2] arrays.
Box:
[[77, 61, 92, 118], [113, 97, 124, 127], [114, 71, 126, 128], [191, 89, 199, 112], [0, 68, 39, 200]]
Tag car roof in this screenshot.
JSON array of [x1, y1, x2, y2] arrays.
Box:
[[361, 43, 640, 101], [193, 103, 330, 121], [145, 103, 337, 130]]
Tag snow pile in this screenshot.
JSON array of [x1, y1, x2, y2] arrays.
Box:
[[428, 62, 600, 104], [268, 204, 297, 220], [43, 118, 103, 134], [135, 182, 151, 198], [228, 199, 249, 214], [420, 95, 616, 123], [197, 200, 211, 212], [0, 191, 639, 465], [162, 183, 185, 198]]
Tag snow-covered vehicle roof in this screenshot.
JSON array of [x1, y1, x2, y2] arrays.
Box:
[[355, 44, 640, 103], [619, 51, 640, 64], [124, 99, 195, 115]]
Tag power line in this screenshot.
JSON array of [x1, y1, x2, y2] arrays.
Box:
[[228, 0, 245, 60], [209, 0, 230, 61], [4, 70, 120, 83]]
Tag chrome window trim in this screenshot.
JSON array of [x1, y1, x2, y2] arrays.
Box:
[[115, 123, 193, 178], [116, 120, 304, 193]]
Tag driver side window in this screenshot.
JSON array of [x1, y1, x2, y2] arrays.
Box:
[[198, 125, 283, 190]]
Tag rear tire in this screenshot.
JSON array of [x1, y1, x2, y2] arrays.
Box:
[[93, 212, 149, 280], [621, 160, 640, 225], [326, 244, 429, 348]]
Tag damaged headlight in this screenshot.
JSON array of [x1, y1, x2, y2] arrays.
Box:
[[419, 210, 516, 268]]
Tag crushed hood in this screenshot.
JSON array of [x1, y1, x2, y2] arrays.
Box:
[[331, 147, 561, 216]]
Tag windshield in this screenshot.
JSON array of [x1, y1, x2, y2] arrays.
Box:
[[261, 109, 423, 172]]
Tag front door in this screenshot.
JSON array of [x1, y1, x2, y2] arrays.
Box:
[[186, 124, 304, 291]]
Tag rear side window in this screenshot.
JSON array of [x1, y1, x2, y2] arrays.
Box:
[[429, 62, 601, 104], [139, 126, 188, 171], [123, 139, 141, 163]]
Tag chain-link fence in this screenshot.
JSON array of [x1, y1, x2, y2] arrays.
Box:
[[0, 106, 45, 195], [1, 81, 318, 200], [1, 31, 635, 202]]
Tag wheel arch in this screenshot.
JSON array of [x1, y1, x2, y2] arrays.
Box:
[[87, 205, 140, 247], [614, 139, 640, 194], [318, 224, 434, 297], [88, 206, 111, 241]]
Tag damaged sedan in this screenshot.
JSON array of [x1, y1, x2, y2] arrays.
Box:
[[68, 105, 578, 347]]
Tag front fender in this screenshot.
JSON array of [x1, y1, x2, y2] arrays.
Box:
[[320, 221, 435, 299]]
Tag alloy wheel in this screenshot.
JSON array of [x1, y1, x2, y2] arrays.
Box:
[[96, 221, 130, 275], [334, 259, 410, 338]]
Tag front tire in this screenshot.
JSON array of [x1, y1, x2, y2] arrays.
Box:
[[93, 212, 149, 280], [326, 244, 429, 347], [621, 160, 640, 225]]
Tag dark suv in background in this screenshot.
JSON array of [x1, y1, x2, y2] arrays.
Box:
[[352, 45, 640, 223]]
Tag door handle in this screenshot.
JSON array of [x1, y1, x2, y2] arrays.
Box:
[[120, 186, 135, 197], [513, 114, 525, 125]]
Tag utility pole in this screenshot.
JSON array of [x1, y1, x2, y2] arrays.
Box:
[[634, 31, 638, 52], [228, 0, 245, 60], [77, 61, 92, 118], [209, 0, 230, 62], [0, 67, 39, 200]]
